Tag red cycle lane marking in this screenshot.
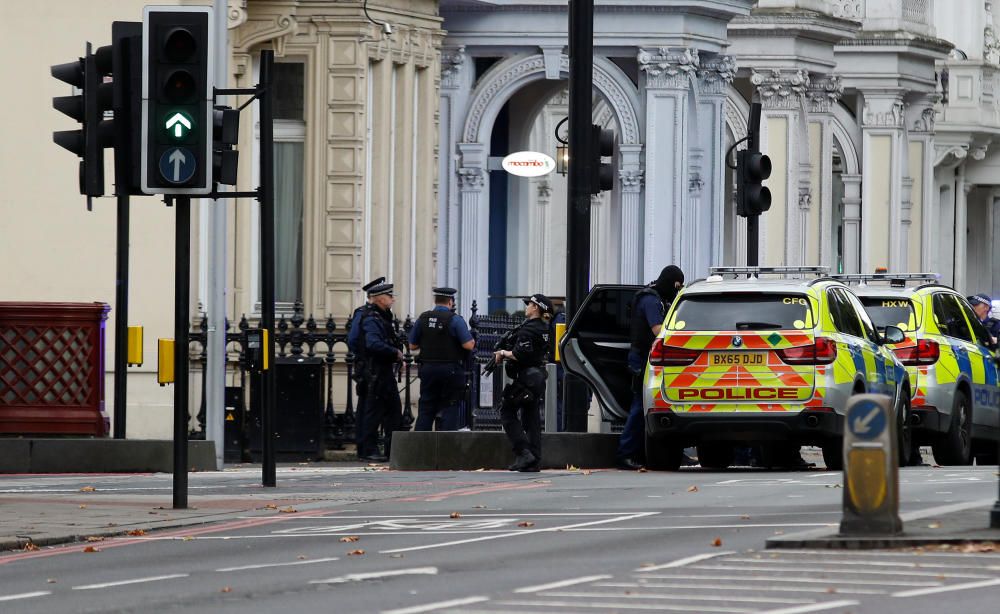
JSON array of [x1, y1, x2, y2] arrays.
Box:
[[395, 481, 549, 503]]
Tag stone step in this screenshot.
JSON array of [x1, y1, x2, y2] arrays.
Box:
[[0, 439, 217, 473]]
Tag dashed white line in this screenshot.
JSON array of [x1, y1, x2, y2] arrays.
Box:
[[0, 591, 51, 602], [691, 564, 990, 579], [720, 556, 999, 571], [497, 599, 751, 612], [635, 551, 735, 572], [72, 573, 189, 590], [542, 590, 813, 605], [757, 600, 860, 614], [891, 578, 1000, 598], [639, 573, 937, 588], [311, 567, 438, 584], [899, 498, 995, 520], [216, 557, 340, 572], [598, 581, 886, 596], [514, 575, 612, 593], [381, 596, 490, 614]]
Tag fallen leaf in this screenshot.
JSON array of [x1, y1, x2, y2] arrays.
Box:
[[79, 486, 96, 492], [340, 536, 360, 543], [220, 586, 232, 593], [826, 587, 837, 594], [347, 549, 365, 556], [78, 504, 87, 509], [450, 512, 462, 519], [264, 504, 278, 510], [390, 553, 404, 558], [518, 521, 535, 528], [279, 507, 298, 514], [475, 468, 486, 472], [127, 529, 146, 537], [83, 546, 100, 553], [687, 485, 699, 493], [46, 578, 56, 584], [473, 505, 486, 509], [566, 464, 579, 471], [638, 467, 648, 473], [182, 536, 194, 541], [740, 514, 751, 520], [711, 537, 723, 547], [582, 470, 592, 475], [22, 542, 39, 552], [927, 522, 942, 529], [85, 536, 104, 542], [297, 555, 307, 560]]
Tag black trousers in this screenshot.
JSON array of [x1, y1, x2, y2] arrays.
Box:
[[500, 383, 542, 461], [415, 362, 465, 431], [356, 368, 403, 457]]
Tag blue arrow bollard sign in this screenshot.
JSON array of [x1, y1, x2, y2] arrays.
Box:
[[846, 398, 887, 441], [159, 147, 197, 184]]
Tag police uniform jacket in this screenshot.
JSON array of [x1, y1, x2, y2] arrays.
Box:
[[507, 318, 549, 374], [362, 307, 400, 367], [410, 307, 471, 364]]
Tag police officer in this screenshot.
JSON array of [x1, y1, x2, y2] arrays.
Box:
[[496, 294, 553, 472], [357, 281, 404, 462], [409, 288, 476, 431], [616, 265, 684, 471], [348, 277, 385, 459], [968, 294, 1000, 346]]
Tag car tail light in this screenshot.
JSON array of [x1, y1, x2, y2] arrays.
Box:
[[777, 338, 836, 365], [893, 339, 940, 366], [649, 338, 699, 366]]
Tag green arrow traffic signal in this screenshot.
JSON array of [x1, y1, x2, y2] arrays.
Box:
[[165, 111, 193, 139]]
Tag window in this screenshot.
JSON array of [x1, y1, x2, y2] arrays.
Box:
[[955, 296, 993, 347], [272, 62, 305, 305], [668, 294, 815, 331], [828, 289, 864, 339], [932, 293, 973, 342], [844, 291, 877, 342], [858, 296, 918, 332]]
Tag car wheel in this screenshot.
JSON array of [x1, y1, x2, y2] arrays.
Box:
[[645, 433, 682, 471], [897, 388, 913, 467], [932, 390, 972, 466], [696, 443, 732, 470], [821, 439, 843, 471]]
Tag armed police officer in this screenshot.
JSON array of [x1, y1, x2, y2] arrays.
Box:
[[968, 294, 1000, 346], [495, 294, 553, 472], [616, 265, 685, 471], [409, 287, 476, 431], [348, 277, 385, 458], [356, 281, 404, 462]]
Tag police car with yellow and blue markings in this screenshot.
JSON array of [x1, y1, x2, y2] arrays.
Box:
[[837, 273, 1000, 466], [561, 267, 912, 471]]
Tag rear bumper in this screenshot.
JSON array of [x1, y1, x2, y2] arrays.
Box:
[[645, 410, 843, 445], [911, 406, 948, 435]]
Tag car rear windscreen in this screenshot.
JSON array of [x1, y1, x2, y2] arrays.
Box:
[[669, 294, 815, 331], [859, 297, 918, 332]]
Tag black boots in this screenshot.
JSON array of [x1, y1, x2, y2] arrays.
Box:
[[508, 449, 538, 472]]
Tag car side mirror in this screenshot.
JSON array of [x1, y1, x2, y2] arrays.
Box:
[[883, 325, 906, 345]]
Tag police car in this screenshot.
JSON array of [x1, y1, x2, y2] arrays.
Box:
[[562, 267, 912, 471], [836, 273, 1000, 465]]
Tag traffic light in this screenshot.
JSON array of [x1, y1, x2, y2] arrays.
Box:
[[736, 102, 772, 217], [141, 6, 215, 195], [111, 22, 143, 196], [590, 124, 615, 194], [212, 107, 239, 186], [52, 43, 109, 198]]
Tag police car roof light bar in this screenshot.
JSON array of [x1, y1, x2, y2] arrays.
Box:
[[711, 266, 829, 278], [831, 273, 939, 287]]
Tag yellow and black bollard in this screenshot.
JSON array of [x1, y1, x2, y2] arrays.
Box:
[[157, 339, 174, 386], [839, 394, 903, 536]]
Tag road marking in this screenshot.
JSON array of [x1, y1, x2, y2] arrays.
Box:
[[379, 511, 657, 554], [543, 590, 813, 605], [216, 556, 340, 572], [0, 591, 51, 602], [381, 596, 490, 614], [514, 575, 612, 593], [569, 523, 831, 531], [311, 567, 438, 585], [598, 581, 886, 595], [692, 564, 990, 579], [891, 578, 1000, 598], [72, 574, 189, 590], [497, 599, 751, 612], [639, 574, 937, 588], [899, 498, 995, 521], [720, 556, 998, 571], [769, 549, 1000, 560], [395, 481, 548, 502], [757, 601, 860, 614], [635, 551, 735, 572]]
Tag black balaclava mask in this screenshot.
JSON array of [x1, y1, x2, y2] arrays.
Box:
[[652, 265, 685, 303]]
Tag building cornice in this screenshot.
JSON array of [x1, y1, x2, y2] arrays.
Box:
[[729, 8, 860, 44], [834, 31, 954, 57]]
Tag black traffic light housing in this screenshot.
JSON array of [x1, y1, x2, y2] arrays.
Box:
[[590, 124, 615, 194], [111, 22, 144, 196], [213, 107, 239, 186], [736, 102, 772, 217], [52, 42, 109, 200], [141, 6, 214, 195]]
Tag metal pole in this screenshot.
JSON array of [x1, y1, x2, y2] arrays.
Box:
[[206, 0, 229, 470], [112, 167, 130, 438], [563, 0, 594, 432], [260, 50, 277, 487], [746, 103, 762, 268], [173, 196, 191, 509], [992, 436, 1000, 527]]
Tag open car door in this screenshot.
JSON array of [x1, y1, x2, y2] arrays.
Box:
[[560, 284, 641, 422]]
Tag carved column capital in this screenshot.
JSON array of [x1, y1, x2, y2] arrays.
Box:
[[457, 167, 484, 191], [697, 54, 736, 96], [619, 169, 644, 193], [750, 69, 810, 110], [861, 96, 906, 129], [440, 46, 466, 89], [805, 75, 844, 114], [638, 47, 699, 89]]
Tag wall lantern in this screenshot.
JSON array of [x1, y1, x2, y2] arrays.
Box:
[[555, 116, 569, 176]]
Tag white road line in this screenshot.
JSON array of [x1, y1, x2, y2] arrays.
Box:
[[635, 551, 735, 572], [542, 590, 813, 605], [569, 523, 832, 531], [767, 549, 1000, 560], [691, 564, 990, 579], [891, 578, 1000, 598], [216, 557, 340, 572], [639, 573, 938, 588], [497, 599, 752, 613], [514, 575, 612, 593], [310, 567, 438, 584], [72, 574, 189, 590], [720, 556, 998, 571], [757, 600, 860, 614], [379, 511, 658, 555], [598, 581, 886, 596], [0, 592, 51, 602], [247, 513, 642, 519], [899, 498, 995, 521], [381, 596, 490, 614]]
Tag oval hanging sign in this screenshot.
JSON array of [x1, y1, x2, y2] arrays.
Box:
[[502, 151, 556, 177]]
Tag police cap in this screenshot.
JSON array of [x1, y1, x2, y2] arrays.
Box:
[[432, 287, 458, 299], [362, 276, 386, 293], [523, 293, 553, 315], [367, 282, 394, 297], [969, 294, 992, 308]]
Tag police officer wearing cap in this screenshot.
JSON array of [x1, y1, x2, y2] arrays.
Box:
[[357, 281, 404, 462], [348, 277, 385, 458], [409, 288, 476, 431], [968, 294, 1000, 346], [495, 293, 553, 472]]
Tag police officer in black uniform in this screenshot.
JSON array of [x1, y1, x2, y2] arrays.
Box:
[[496, 294, 553, 472], [409, 288, 476, 431], [357, 282, 404, 462], [348, 277, 385, 457]]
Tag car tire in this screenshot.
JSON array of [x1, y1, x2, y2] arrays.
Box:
[[645, 433, 682, 471], [897, 388, 913, 467], [696, 443, 732, 470], [932, 390, 972, 466], [821, 439, 843, 471]]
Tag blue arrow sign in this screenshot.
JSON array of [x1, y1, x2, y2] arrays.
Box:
[[847, 399, 887, 440], [159, 147, 196, 184]]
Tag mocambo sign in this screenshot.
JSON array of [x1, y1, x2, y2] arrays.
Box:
[[502, 151, 556, 177]]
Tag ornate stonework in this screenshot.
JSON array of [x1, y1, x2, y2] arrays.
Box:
[[638, 47, 699, 90], [831, 0, 864, 20], [862, 99, 906, 128], [457, 167, 484, 190], [750, 69, 810, 110], [913, 107, 936, 132], [441, 46, 466, 89], [619, 169, 644, 192], [806, 75, 844, 114], [697, 55, 736, 96]]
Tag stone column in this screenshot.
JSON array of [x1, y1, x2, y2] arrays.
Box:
[[860, 93, 907, 273], [618, 159, 644, 284], [457, 164, 488, 313], [954, 172, 971, 293], [908, 99, 936, 272], [993, 191, 1000, 295], [638, 47, 698, 279], [438, 46, 469, 289], [841, 174, 863, 274], [697, 54, 736, 274], [805, 75, 843, 269], [750, 68, 810, 266]]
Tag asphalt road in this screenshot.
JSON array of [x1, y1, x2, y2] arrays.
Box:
[[1, 461, 998, 614]]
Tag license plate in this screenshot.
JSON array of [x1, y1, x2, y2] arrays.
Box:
[[710, 352, 766, 366]]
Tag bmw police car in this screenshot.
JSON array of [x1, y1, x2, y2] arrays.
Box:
[[837, 273, 1000, 465], [561, 267, 912, 471]]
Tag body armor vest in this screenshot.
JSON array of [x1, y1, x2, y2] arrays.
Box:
[[416, 309, 465, 363]]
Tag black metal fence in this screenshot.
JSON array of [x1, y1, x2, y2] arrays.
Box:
[[186, 301, 523, 453]]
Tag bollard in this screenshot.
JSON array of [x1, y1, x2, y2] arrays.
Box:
[[545, 363, 558, 432], [839, 394, 903, 536]]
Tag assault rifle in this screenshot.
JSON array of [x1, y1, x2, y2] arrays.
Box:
[[481, 324, 522, 377]]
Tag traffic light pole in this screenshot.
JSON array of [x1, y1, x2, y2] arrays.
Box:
[[113, 192, 130, 438], [173, 195, 191, 510], [564, 0, 594, 432], [259, 50, 277, 487]]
